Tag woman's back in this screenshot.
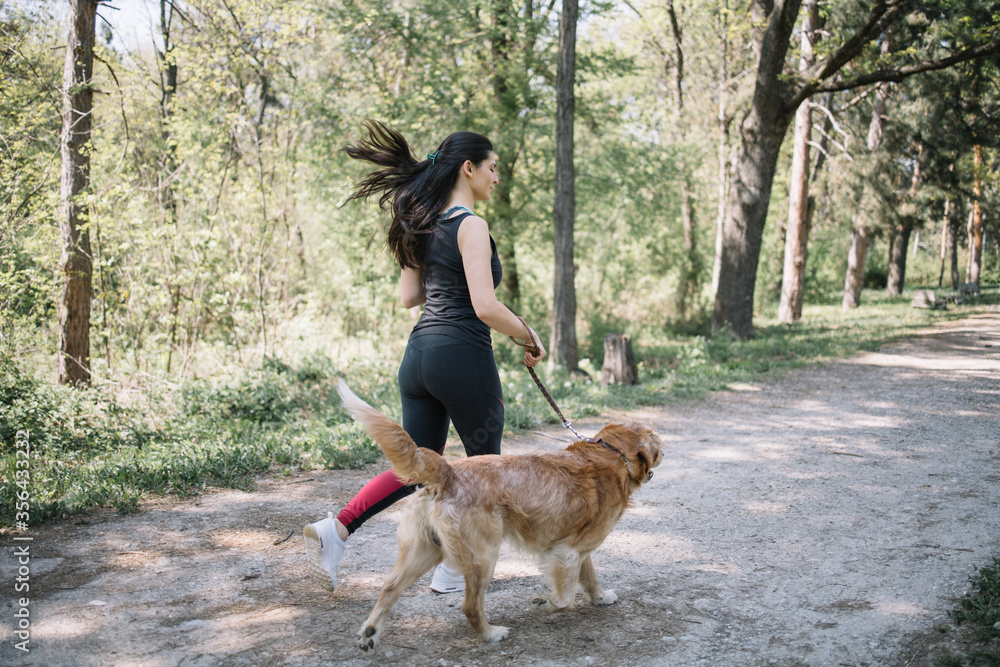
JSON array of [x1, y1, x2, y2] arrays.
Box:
[[411, 212, 502, 350]]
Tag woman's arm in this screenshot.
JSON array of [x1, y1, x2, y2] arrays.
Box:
[[457, 215, 546, 367], [400, 266, 426, 308]]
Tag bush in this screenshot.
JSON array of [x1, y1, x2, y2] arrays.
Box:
[[0, 356, 157, 455], [0, 352, 386, 528], [864, 264, 888, 289]]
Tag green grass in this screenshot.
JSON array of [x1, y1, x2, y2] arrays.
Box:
[[1, 289, 996, 528], [934, 558, 1000, 666]]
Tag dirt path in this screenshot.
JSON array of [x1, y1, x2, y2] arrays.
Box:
[[3, 312, 999, 666]]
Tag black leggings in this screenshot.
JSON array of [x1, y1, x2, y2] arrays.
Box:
[[337, 335, 504, 534], [398, 334, 504, 457]]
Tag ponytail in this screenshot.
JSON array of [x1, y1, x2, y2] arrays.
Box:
[[344, 120, 494, 268]]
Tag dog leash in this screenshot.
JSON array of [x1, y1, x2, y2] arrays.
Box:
[[509, 320, 652, 481], [509, 317, 599, 445], [509, 321, 650, 479]]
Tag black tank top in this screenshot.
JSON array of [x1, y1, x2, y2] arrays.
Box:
[[409, 212, 503, 350]]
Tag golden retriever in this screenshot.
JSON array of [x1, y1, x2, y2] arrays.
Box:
[[336, 380, 662, 649]]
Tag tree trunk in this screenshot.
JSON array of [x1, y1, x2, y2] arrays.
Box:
[[601, 334, 637, 386], [712, 103, 794, 337], [949, 205, 961, 290], [842, 221, 869, 310], [887, 142, 923, 296], [677, 179, 699, 320], [666, 0, 684, 112], [488, 4, 522, 310], [711, 0, 729, 298], [711, 0, 801, 338], [938, 199, 950, 289], [551, 0, 578, 371], [666, 0, 698, 321], [967, 144, 984, 289], [842, 82, 890, 309], [161, 0, 181, 374], [776, 104, 814, 322], [159, 0, 178, 222], [58, 0, 98, 385], [777, 0, 820, 324], [886, 220, 913, 296], [492, 163, 520, 309]]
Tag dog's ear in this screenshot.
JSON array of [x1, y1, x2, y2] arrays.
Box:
[[631, 430, 662, 483], [593, 423, 662, 483], [633, 442, 653, 480], [609, 423, 662, 483]]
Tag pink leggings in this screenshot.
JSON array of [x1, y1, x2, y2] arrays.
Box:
[[335, 446, 443, 533]]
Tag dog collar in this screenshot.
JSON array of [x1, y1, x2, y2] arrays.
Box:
[[596, 438, 626, 463], [595, 439, 654, 482]]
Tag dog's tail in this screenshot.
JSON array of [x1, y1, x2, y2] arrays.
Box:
[[337, 380, 452, 487]]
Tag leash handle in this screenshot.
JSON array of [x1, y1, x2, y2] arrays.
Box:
[[508, 316, 540, 358]]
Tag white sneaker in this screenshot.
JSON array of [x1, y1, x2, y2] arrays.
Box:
[[303, 513, 346, 591], [430, 562, 465, 594]]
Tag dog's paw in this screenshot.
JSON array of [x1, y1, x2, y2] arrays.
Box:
[[591, 589, 617, 606], [358, 625, 380, 651], [480, 624, 510, 643], [528, 596, 556, 614]]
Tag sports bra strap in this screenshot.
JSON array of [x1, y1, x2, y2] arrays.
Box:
[[440, 205, 475, 218]]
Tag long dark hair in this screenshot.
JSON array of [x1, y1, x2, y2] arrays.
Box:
[[344, 120, 494, 268]]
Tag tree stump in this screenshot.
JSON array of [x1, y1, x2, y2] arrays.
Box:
[[601, 334, 638, 386]]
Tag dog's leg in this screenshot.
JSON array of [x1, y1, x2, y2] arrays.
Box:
[[358, 528, 441, 651], [529, 549, 582, 614], [578, 553, 617, 606], [456, 525, 508, 643]]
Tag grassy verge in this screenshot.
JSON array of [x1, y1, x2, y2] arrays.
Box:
[[933, 558, 1000, 666], [2, 290, 996, 528], [0, 354, 394, 526]]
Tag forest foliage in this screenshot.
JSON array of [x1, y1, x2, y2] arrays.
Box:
[[2, 0, 998, 376]]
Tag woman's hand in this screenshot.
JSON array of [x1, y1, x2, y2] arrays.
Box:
[[523, 326, 546, 368]]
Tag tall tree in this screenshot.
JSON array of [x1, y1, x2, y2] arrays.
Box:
[[58, 0, 99, 385], [776, 0, 819, 323], [886, 142, 923, 295], [949, 206, 962, 290], [711, 0, 732, 299], [159, 0, 182, 373], [967, 143, 985, 288], [841, 225, 870, 309], [712, 0, 1000, 338], [485, 0, 537, 310], [551, 0, 579, 371], [937, 196, 952, 289], [666, 0, 700, 321], [843, 82, 890, 310]]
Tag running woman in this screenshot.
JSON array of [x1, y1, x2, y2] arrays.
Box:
[[304, 120, 545, 594]]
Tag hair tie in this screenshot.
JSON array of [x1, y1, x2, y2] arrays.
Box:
[[427, 151, 439, 165]]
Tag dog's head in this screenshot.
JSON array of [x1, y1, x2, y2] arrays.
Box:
[[593, 421, 663, 488]]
